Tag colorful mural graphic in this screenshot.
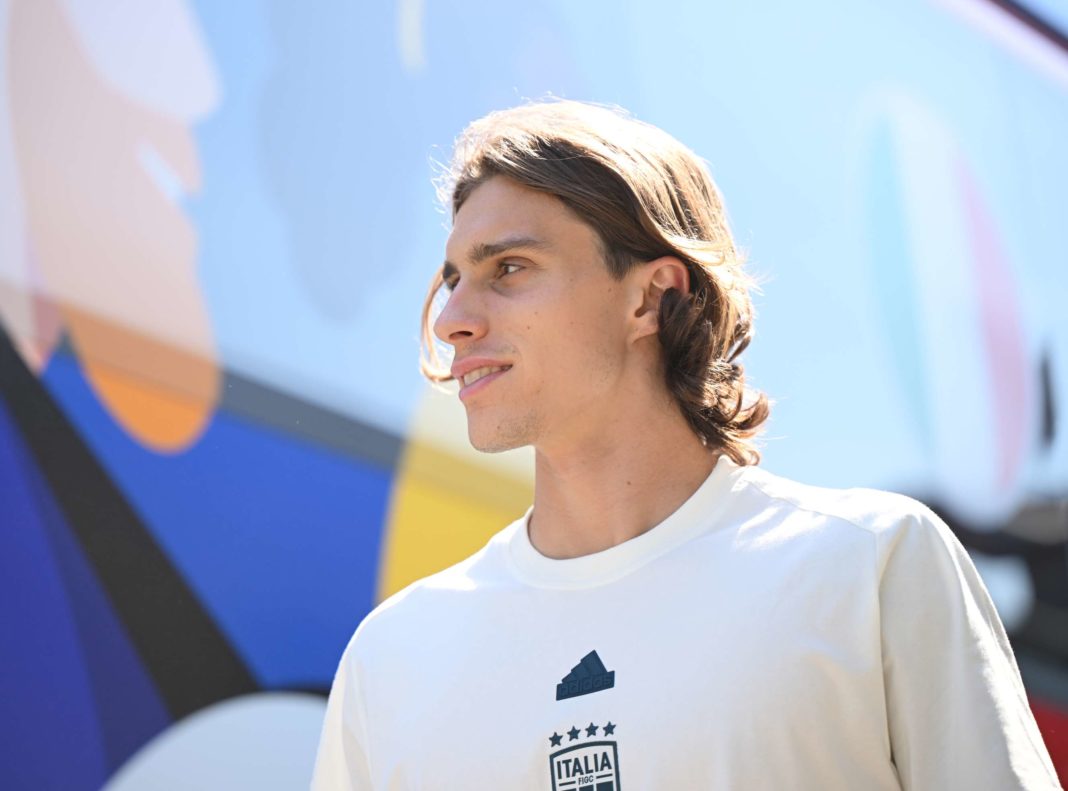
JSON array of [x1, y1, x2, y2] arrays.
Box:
[[1, 0, 1065, 787]]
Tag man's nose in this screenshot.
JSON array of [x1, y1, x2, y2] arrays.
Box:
[[432, 280, 488, 347]]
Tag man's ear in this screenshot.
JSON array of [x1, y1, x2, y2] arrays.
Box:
[[629, 256, 690, 342]]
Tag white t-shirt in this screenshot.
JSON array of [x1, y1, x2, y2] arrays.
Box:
[[312, 456, 1060, 790]]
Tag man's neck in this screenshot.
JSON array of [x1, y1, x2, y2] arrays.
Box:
[[528, 407, 721, 560]]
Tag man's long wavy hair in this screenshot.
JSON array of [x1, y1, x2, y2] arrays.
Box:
[[420, 99, 770, 466]]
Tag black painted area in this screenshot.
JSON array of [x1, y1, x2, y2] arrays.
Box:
[[1040, 349, 1057, 449], [220, 369, 402, 471], [989, 0, 1068, 53], [0, 323, 258, 718]]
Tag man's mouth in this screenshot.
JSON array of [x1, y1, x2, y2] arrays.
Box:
[[459, 365, 512, 399], [459, 364, 511, 387]]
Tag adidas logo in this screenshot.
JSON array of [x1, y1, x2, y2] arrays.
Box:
[[556, 650, 615, 701]]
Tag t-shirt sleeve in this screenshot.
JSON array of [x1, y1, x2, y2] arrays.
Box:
[[311, 641, 374, 791], [877, 504, 1061, 790]]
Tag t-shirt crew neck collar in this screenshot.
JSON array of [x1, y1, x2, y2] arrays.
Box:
[[506, 453, 746, 589]]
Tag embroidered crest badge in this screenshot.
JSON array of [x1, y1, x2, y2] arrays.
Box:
[[547, 722, 621, 790]]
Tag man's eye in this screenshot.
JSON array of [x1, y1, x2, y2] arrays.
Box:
[[442, 262, 519, 293]]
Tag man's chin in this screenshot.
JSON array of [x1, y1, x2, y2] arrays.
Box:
[[466, 419, 533, 454], [468, 434, 527, 454]]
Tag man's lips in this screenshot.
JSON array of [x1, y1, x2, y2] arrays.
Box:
[[458, 366, 511, 401], [451, 356, 514, 402], [450, 356, 513, 381]]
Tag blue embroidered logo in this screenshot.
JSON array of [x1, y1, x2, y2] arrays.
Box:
[[556, 651, 615, 701], [548, 721, 621, 790]]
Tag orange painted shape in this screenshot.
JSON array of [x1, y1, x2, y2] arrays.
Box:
[[67, 307, 218, 453], [81, 357, 214, 453]]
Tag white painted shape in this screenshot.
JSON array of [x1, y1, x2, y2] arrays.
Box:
[[397, 0, 426, 74], [59, 0, 219, 120], [137, 141, 185, 206], [103, 692, 327, 791]]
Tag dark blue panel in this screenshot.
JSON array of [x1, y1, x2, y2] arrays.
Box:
[[29, 456, 170, 772], [0, 398, 107, 791]]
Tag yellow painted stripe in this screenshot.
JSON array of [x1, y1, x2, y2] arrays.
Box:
[[378, 438, 533, 602]]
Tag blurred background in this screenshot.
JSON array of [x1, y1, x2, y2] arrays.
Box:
[[1, 0, 1066, 787]]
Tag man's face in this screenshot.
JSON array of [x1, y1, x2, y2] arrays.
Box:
[[435, 176, 637, 453]]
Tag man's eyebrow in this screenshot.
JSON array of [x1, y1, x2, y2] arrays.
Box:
[[442, 236, 551, 280]]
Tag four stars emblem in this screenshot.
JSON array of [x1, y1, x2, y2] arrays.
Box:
[[549, 722, 617, 746]]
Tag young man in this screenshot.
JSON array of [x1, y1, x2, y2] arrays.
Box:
[[312, 100, 1060, 789]]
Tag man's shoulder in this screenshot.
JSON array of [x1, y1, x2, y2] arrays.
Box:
[[344, 516, 522, 653], [737, 463, 938, 538]]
